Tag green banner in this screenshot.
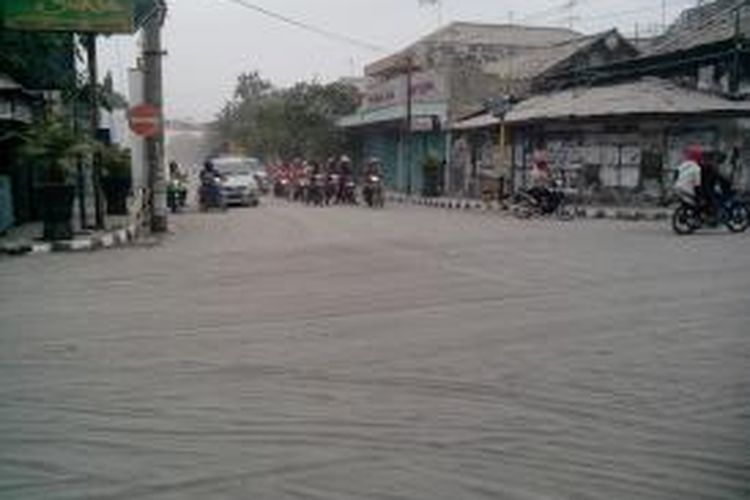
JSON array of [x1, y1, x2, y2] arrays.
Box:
[[1, 0, 135, 33]]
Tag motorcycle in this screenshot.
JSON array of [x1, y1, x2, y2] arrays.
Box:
[[308, 174, 327, 206], [297, 178, 311, 204], [167, 178, 188, 213], [363, 174, 385, 208], [340, 177, 358, 205], [326, 174, 340, 205], [274, 177, 290, 198], [512, 181, 573, 220], [199, 175, 226, 212], [672, 190, 749, 235]]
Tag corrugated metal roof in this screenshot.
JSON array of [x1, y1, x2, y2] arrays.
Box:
[[483, 31, 608, 81], [0, 74, 22, 91], [414, 22, 580, 47], [505, 77, 750, 123], [646, 0, 749, 56], [366, 22, 580, 76], [450, 113, 500, 130]]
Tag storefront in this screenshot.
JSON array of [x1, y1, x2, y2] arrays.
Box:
[[456, 78, 750, 203], [339, 70, 448, 194]]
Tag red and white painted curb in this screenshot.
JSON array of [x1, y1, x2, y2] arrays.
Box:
[[386, 194, 670, 222], [1, 223, 140, 257]]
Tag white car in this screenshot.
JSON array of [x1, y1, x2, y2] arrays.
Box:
[[211, 156, 261, 207]]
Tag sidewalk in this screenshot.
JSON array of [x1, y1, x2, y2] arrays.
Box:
[[0, 191, 147, 257], [387, 193, 671, 222], [0, 217, 139, 257]]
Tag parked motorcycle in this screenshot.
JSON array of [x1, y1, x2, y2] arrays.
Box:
[[672, 190, 749, 235], [363, 174, 385, 208], [512, 181, 573, 220]]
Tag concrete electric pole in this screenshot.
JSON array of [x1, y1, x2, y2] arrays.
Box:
[[86, 34, 105, 230], [143, 2, 168, 233]]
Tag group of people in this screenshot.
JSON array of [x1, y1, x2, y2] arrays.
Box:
[[269, 155, 383, 206]]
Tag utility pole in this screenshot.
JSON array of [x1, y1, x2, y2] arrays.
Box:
[[143, 3, 167, 233], [729, 2, 743, 96], [405, 55, 414, 196], [86, 34, 105, 229], [72, 53, 87, 230]]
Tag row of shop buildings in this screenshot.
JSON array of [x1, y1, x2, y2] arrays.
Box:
[[339, 0, 750, 202]]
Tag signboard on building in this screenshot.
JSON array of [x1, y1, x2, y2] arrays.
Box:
[[411, 115, 440, 132], [1, 0, 135, 33], [364, 70, 446, 112]]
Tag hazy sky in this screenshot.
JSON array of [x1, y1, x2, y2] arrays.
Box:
[[99, 0, 696, 121]]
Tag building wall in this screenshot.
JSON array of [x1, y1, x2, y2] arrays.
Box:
[[355, 126, 445, 194], [361, 129, 400, 189], [510, 116, 749, 203], [449, 128, 504, 198], [447, 63, 504, 121]]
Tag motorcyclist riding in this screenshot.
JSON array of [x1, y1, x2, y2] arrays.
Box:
[[362, 157, 385, 207], [671, 144, 749, 234], [528, 151, 556, 214], [673, 145, 703, 208], [338, 155, 355, 204], [362, 157, 381, 179], [200, 159, 224, 209], [168, 160, 188, 212]]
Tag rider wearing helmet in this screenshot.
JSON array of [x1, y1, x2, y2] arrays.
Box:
[[363, 157, 382, 179], [529, 150, 554, 213]]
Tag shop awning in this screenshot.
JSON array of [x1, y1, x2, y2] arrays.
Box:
[[338, 102, 448, 128], [450, 112, 501, 131]]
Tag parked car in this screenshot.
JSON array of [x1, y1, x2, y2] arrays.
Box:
[[211, 156, 261, 207]]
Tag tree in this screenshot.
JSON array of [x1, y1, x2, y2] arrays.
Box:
[[0, 31, 75, 90], [213, 71, 360, 162]]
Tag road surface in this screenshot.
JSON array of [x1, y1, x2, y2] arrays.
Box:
[[1, 201, 749, 499]]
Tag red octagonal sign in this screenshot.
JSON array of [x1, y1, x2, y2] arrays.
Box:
[[129, 104, 161, 138]]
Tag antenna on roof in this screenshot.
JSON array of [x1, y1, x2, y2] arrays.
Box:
[[418, 0, 444, 28], [562, 0, 579, 30]]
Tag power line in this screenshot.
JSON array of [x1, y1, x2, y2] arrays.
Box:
[[222, 0, 388, 53], [520, 1, 577, 22], [543, 0, 695, 31]]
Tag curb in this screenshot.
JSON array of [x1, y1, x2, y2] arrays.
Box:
[[1, 223, 140, 258], [386, 194, 670, 222]]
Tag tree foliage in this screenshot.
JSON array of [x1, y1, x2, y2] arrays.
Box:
[[214, 71, 360, 161], [0, 30, 75, 90]]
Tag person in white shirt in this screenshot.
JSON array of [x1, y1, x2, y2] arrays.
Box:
[[674, 145, 703, 203]]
